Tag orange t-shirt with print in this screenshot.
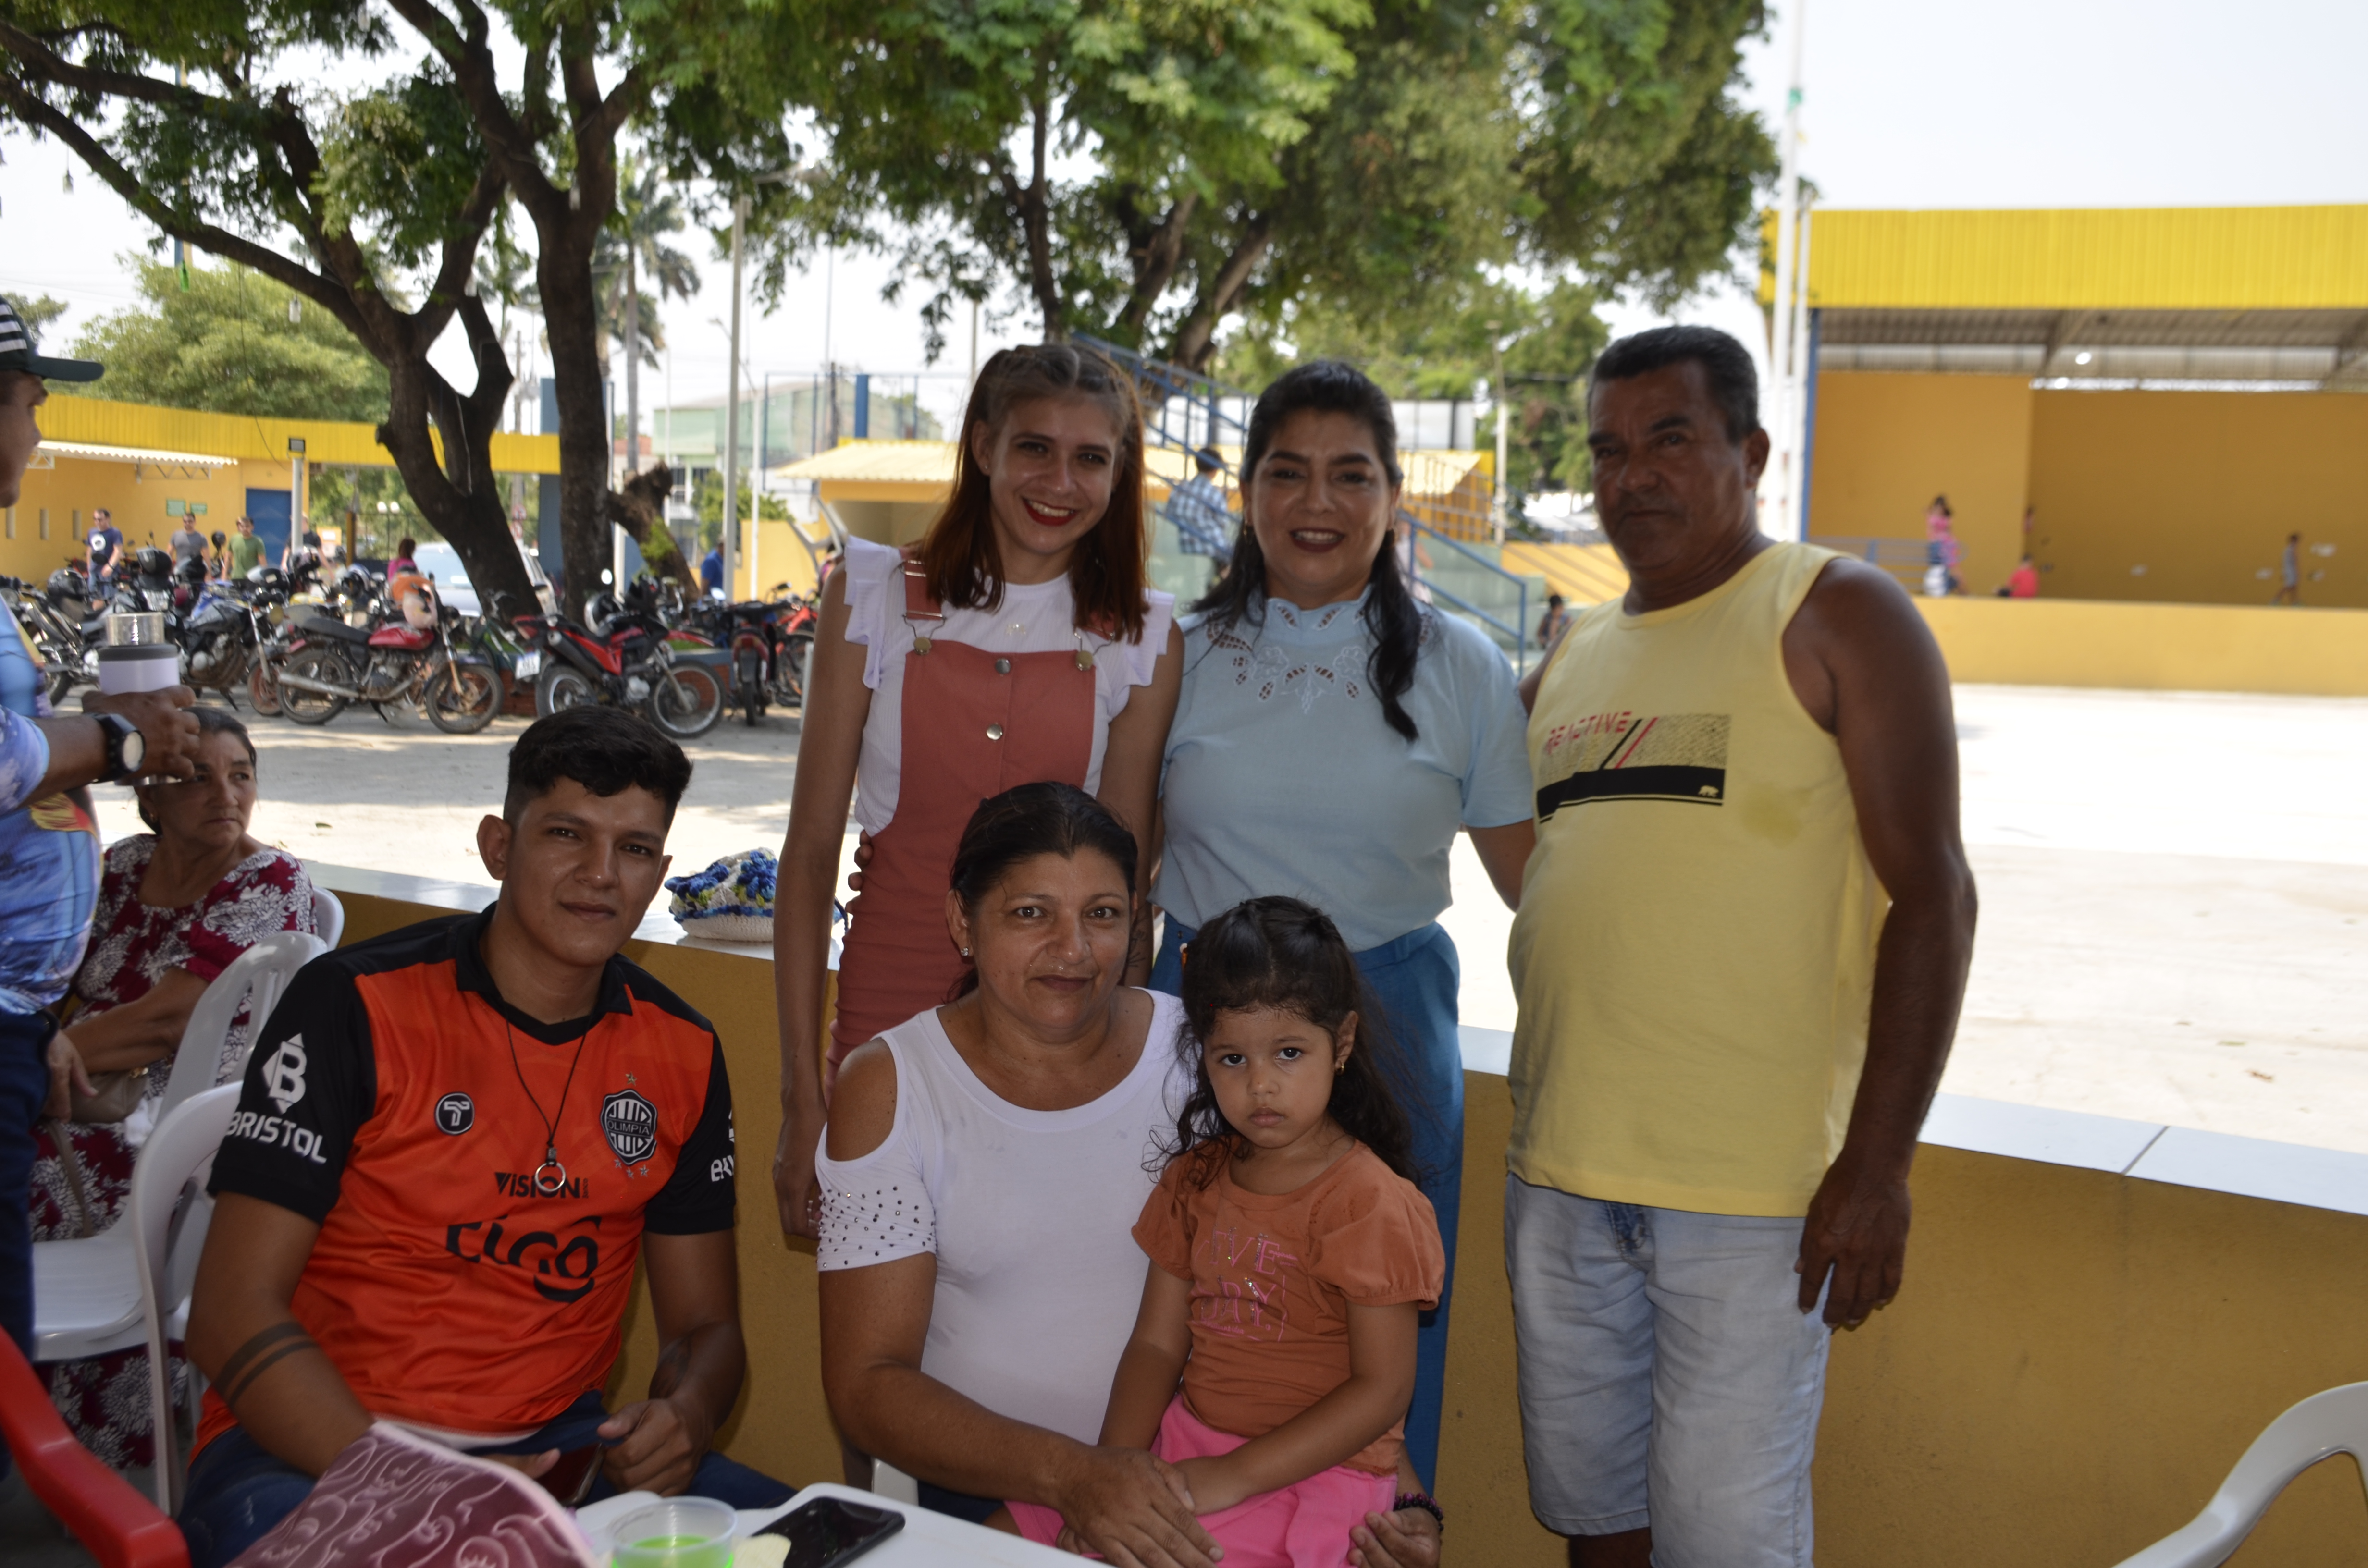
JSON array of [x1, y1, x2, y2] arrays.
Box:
[[1133, 1140, 1443, 1475]]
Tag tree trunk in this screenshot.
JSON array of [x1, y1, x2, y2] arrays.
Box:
[[624, 245, 641, 478], [534, 211, 615, 615], [607, 463, 693, 589], [1166, 217, 1273, 371]]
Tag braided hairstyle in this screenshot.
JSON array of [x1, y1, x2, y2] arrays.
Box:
[[1163, 896, 1421, 1186], [1190, 360, 1428, 740]]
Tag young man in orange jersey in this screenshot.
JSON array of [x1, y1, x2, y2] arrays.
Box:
[[179, 707, 785, 1567]]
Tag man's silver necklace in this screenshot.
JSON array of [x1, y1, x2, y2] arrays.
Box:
[[506, 1018, 596, 1197]]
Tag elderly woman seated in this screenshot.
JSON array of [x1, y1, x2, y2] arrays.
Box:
[[30, 706, 317, 1467], [814, 783, 1440, 1568]]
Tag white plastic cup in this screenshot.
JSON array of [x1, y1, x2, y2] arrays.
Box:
[[98, 612, 180, 694], [609, 1497, 737, 1568]]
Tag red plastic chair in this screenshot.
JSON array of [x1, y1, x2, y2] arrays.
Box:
[[0, 1330, 188, 1568]]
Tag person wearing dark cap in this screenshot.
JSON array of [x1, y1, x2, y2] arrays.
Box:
[[0, 294, 203, 1409]]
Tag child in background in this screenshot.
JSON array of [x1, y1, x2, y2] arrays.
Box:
[[1000, 896, 1445, 1567]]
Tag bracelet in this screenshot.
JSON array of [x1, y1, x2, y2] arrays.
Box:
[[1393, 1490, 1444, 1532]]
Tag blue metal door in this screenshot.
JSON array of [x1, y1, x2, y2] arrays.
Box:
[[245, 488, 292, 563]]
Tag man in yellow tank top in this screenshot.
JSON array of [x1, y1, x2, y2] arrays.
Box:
[[1505, 327, 1976, 1568]]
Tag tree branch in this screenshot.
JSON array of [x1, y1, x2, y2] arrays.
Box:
[[1116, 190, 1198, 335], [1166, 215, 1271, 370]]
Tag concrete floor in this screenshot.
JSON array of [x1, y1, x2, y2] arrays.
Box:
[[86, 681, 2368, 1158]]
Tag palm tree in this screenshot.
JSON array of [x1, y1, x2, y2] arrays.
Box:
[[596, 158, 701, 478]]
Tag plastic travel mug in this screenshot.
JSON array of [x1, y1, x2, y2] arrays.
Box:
[[97, 612, 179, 695], [609, 1497, 737, 1568]]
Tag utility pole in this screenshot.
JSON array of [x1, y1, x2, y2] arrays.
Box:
[[722, 192, 748, 600], [1488, 321, 1509, 546], [1766, 0, 1808, 540]]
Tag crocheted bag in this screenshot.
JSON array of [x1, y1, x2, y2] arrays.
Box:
[[665, 847, 777, 944]]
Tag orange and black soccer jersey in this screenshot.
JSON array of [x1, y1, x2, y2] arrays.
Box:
[[199, 907, 734, 1454]]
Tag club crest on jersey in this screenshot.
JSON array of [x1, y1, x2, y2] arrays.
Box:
[[601, 1089, 657, 1164], [261, 1036, 308, 1113], [435, 1092, 474, 1135]]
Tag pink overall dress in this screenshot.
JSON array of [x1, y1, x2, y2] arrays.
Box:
[[827, 557, 1100, 1080]]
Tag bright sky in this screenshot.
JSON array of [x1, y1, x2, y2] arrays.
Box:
[[4, 0, 2365, 433]]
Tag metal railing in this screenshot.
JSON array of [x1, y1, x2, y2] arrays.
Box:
[[1807, 535, 1931, 592], [1075, 332, 1536, 671]]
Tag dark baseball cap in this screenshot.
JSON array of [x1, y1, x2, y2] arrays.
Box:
[[0, 295, 102, 382]]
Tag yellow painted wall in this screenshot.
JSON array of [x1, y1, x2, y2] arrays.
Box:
[[324, 888, 2368, 1564], [1917, 595, 2368, 696], [0, 456, 287, 582], [2027, 389, 2368, 608], [1805, 373, 2036, 594], [40, 393, 560, 475], [729, 516, 830, 600]]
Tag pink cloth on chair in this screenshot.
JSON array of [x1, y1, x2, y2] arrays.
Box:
[[1006, 1396, 1398, 1568]]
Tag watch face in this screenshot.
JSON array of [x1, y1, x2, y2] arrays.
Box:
[[118, 725, 145, 775]]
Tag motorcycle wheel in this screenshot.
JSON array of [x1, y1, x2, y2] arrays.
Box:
[[279, 648, 351, 726], [772, 632, 814, 708], [536, 662, 601, 718], [736, 651, 767, 726], [644, 663, 726, 740], [43, 665, 74, 709], [424, 661, 502, 735], [248, 658, 283, 717]]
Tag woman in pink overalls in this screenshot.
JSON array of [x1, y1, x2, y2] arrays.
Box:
[[772, 344, 1184, 1238]]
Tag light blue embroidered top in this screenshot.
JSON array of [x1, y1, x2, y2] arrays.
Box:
[[0, 605, 100, 1013], [1154, 592, 1533, 952]]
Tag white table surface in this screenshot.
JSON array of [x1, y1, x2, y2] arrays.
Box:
[[579, 1482, 1074, 1566]]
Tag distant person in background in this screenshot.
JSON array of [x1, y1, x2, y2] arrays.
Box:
[[229, 516, 265, 579], [700, 541, 725, 598], [1923, 496, 1960, 596], [283, 527, 321, 573], [1537, 593, 1571, 649], [2271, 532, 2302, 606], [86, 508, 123, 587], [170, 516, 208, 568], [207, 531, 230, 580], [2006, 556, 2039, 599], [1166, 446, 1234, 572], [386, 535, 419, 578]]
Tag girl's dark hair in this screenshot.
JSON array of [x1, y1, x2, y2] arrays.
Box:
[[1167, 896, 1419, 1185], [918, 343, 1152, 641], [136, 708, 256, 831], [1191, 360, 1427, 740], [947, 782, 1139, 998]]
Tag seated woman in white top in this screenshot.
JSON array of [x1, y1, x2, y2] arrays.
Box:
[[816, 782, 1444, 1568]]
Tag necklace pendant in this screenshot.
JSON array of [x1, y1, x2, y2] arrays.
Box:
[[534, 1153, 568, 1196]]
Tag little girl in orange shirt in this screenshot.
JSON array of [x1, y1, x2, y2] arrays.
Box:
[[1001, 896, 1446, 1567]]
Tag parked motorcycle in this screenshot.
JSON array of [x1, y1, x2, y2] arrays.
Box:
[[274, 581, 504, 733], [513, 576, 728, 740], [692, 585, 817, 725]]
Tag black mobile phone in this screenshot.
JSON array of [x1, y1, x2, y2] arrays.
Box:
[[535, 1445, 603, 1507], [754, 1496, 905, 1568]]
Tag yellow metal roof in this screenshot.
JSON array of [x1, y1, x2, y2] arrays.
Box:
[[38, 393, 562, 475], [35, 438, 241, 472], [1764, 205, 2368, 311], [775, 440, 956, 484]]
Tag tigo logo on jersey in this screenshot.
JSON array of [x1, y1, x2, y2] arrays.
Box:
[[262, 1036, 309, 1113], [601, 1089, 657, 1164], [435, 1092, 474, 1135]]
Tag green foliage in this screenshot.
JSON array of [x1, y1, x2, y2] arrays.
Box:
[[692, 472, 789, 545], [790, 0, 1770, 370], [9, 294, 68, 346], [70, 260, 390, 422]]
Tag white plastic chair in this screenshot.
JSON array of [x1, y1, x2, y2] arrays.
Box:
[[871, 1458, 921, 1505], [150, 930, 327, 1129], [32, 1082, 241, 1512], [311, 884, 345, 947], [2108, 1382, 2368, 1567]]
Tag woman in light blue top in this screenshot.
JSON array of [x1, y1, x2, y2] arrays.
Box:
[[1149, 360, 1534, 1492]]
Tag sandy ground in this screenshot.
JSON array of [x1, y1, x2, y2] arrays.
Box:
[[96, 683, 2368, 1153]]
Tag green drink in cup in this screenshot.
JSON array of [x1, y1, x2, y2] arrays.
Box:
[[611, 1497, 738, 1568]]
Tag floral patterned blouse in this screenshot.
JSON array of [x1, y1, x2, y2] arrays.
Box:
[[69, 835, 319, 1106], [28, 835, 318, 1468]]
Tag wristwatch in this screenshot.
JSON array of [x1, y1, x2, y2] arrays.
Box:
[[93, 712, 146, 783]]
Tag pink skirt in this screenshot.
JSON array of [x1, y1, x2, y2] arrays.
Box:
[[1006, 1396, 1398, 1568]]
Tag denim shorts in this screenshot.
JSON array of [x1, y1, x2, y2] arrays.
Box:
[[1504, 1176, 1831, 1566]]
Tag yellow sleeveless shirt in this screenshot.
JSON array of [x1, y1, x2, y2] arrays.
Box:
[[1507, 542, 1886, 1217]]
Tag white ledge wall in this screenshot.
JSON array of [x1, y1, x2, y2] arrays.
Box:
[[313, 862, 2368, 1222]]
